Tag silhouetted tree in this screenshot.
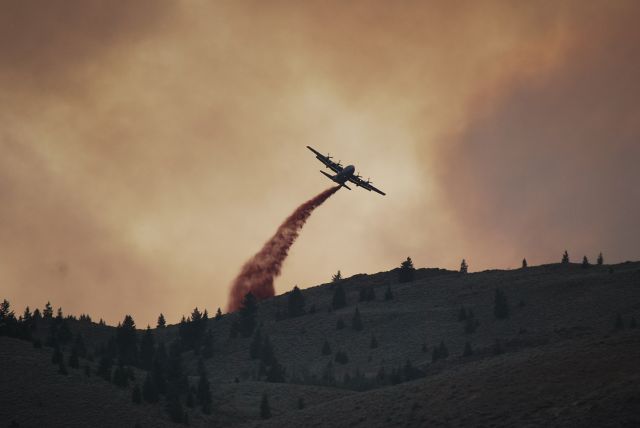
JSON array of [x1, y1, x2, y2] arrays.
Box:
[[116, 315, 138, 365], [157, 313, 166, 329], [240, 292, 258, 337], [522, 258, 528, 268], [143, 372, 159, 403], [287, 286, 306, 317], [398, 257, 415, 283], [332, 283, 347, 309], [460, 259, 468, 274], [382, 285, 394, 303], [561, 250, 570, 264], [197, 359, 213, 414], [113, 363, 129, 387], [260, 393, 271, 419], [58, 358, 68, 376], [33, 308, 42, 321], [615, 313, 624, 330], [43, 301, 53, 319], [215, 307, 223, 320], [336, 318, 345, 330], [186, 390, 195, 408], [370, 334, 378, 349], [597, 252, 604, 265], [132, 384, 142, 404], [250, 328, 262, 360], [582, 256, 590, 268], [201, 329, 214, 359], [57, 320, 73, 346], [69, 347, 80, 369], [151, 342, 167, 394], [139, 327, 155, 370], [463, 342, 473, 357], [266, 357, 286, 383], [321, 339, 332, 356], [74, 333, 87, 358], [51, 344, 63, 364], [332, 270, 342, 282], [352, 307, 363, 331], [465, 316, 479, 334], [166, 389, 185, 423], [97, 355, 113, 382], [438, 341, 449, 358], [260, 335, 275, 367], [494, 289, 509, 319], [335, 350, 349, 364], [359, 285, 376, 302]]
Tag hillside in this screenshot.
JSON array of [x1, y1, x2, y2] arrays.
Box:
[[2, 261, 640, 427]]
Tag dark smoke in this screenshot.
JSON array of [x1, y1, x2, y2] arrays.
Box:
[[227, 186, 340, 312]]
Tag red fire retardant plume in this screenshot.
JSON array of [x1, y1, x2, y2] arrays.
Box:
[[227, 186, 340, 312]]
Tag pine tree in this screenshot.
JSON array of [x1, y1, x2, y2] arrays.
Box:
[[113, 363, 129, 387], [157, 313, 166, 329], [458, 306, 467, 321], [522, 258, 528, 268], [116, 315, 138, 366], [58, 358, 68, 375], [494, 289, 509, 319], [186, 390, 195, 408], [74, 333, 87, 358], [215, 307, 223, 320], [132, 384, 142, 404], [297, 397, 305, 410], [201, 329, 214, 359], [69, 347, 80, 369], [166, 389, 185, 423], [287, 286, 306, 317], [143, 372, 159, 403], [97, 355, 113, 382], [321, 339, 332, 356], [615, 313, 624, 330], [197, 359, 213, 414], [139, 327, 155, 370], [240, 292, 258, 337], [384, 285, 394, 301], [463, 342, 473, 357], [582, 255, 590, 268], [438, 341, 449, 359], [266, 357, 286, 383], [370, 334, 378, 349], [250, 328, 262, 360], [260, 335, 275, 367], [332, 283, 347, 309], [43, 301, 53, 319], [260, 393, 272, 419], [151, 342, 167, 394], [352, 307, 363, 331], [398, 257, 415, 283], [597, 252, 604, 265], [335, 350, 349, 364], [460, 259, 468, 274], [332, 270, 342, 282], [561, 250, 570, 264], [51, 344, 63, 365]]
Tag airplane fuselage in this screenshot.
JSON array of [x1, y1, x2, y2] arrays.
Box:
[[333, 165, 355, 184]]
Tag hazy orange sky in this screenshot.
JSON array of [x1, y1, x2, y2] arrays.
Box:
[[1, 1, 639, 326]]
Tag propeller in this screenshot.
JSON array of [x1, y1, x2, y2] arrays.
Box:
[[326, 153, 333, 160]]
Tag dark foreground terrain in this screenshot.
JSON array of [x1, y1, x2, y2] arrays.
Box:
[[2, 261, 640, 427]]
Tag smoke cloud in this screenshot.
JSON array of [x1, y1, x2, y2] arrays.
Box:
[[227, 186, 340, 312]]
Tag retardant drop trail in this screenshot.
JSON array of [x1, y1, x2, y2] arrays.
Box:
[[227, 186, 340, 312]]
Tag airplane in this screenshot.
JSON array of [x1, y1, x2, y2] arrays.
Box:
[[306, 146, 386, 196]]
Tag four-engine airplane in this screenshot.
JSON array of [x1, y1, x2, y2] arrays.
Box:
[[307, 146, 386, 195]]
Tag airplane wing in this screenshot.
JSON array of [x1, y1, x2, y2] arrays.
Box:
[[306, 146, 343, 173], [348, 174, 386, 196]]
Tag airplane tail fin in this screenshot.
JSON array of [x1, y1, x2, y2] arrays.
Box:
[[342, 183, 351, 190]]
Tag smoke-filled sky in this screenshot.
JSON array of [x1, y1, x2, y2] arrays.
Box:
[[2, 1, 639, 326]]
